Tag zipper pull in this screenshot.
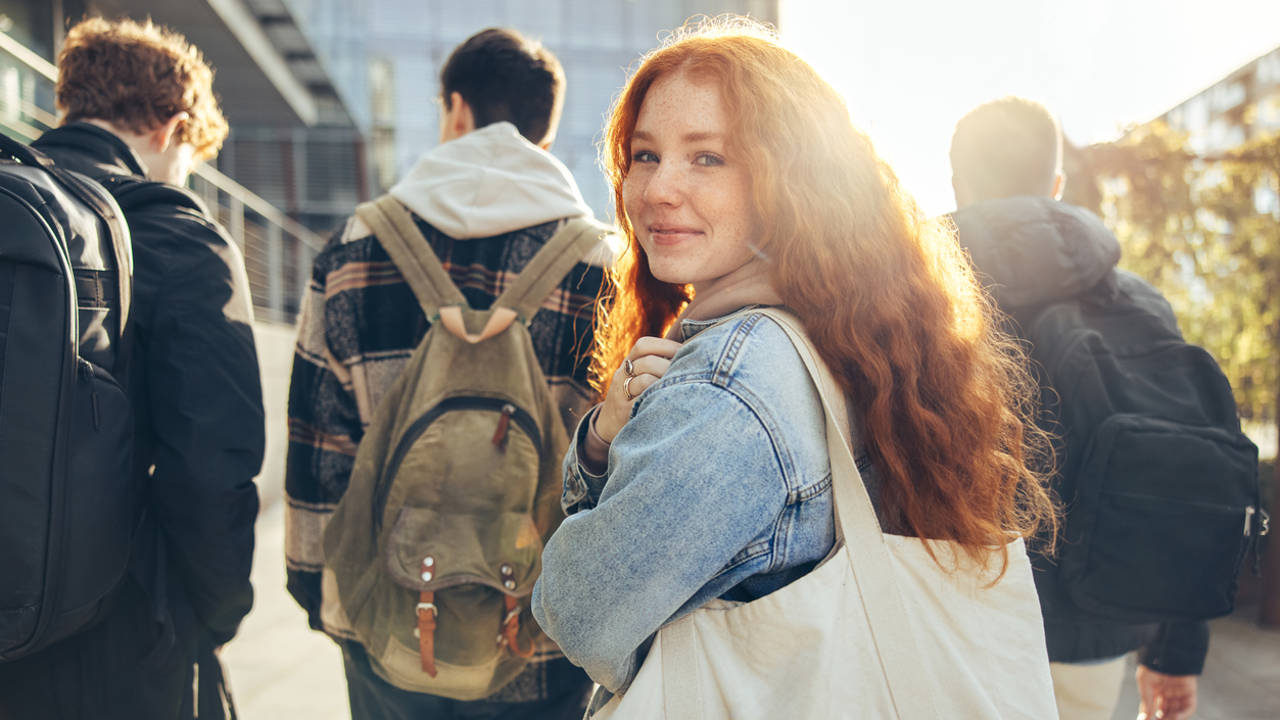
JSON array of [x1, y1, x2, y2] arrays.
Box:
[[492, 404, 515, 448], [78, 359, 101, 430], [1245, 506, 1256, 537]]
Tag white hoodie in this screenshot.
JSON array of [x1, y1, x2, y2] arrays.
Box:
[[388, 122, 595, 240]]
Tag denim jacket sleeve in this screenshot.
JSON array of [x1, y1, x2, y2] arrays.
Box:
[[532, 378, 789, 693], [560, 406, 611, 515]]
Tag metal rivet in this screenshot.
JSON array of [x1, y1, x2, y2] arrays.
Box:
[[500, 563, 513, 575], [423, 556, 435, 567], [421, 570, 433, 582], [503, 579, 516, 590]]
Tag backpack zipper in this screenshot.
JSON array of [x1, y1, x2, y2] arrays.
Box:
[[492, 404, 516, 448], [376, 397, 540, 523], [77, 358, 100, 430], [1245, 506, 1269, 537]]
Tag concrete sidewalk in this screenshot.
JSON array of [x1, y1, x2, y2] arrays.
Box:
[[221, 323, 348, 718], [222, 501, 349, 719], [228, 322, 1280, 719]]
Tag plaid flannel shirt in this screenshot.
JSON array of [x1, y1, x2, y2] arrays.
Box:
[[284, 210, 607, 701]]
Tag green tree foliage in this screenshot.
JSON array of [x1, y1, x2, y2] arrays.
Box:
[[1064, 120, 1280, 429]]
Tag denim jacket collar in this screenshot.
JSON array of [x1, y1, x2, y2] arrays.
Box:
[[675, 304, 776, 341]]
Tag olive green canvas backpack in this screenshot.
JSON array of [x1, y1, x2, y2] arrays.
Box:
[[322, 195, 607, 700]]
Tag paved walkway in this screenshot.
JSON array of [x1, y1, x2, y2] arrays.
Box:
[[222, 501, 349, 719], [1111, 610, 1280, 720], [221, 323, 349, 718], [225, 323, 1280, 719]]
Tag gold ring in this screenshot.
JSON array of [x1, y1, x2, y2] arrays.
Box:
[[623, 358, 636, 378], [623, 375, 638, 401]]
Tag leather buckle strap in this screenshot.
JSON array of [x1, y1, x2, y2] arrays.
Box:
[[500, 594, 534, 659], [416, 589, 438, 677]]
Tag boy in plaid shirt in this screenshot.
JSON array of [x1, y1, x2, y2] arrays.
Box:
[[285, 28, 612, 719]]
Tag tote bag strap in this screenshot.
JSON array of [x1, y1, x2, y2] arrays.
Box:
[[657, 308, 938, 719], [755, 309, 938, 718]]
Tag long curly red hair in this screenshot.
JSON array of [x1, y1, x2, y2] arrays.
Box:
[[593, 17, 1055, 569]]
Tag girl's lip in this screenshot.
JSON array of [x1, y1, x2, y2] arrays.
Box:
[[648, 228, 702, 246], [647, 225, 704, 244]]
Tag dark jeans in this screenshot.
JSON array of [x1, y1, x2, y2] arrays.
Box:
[[341, 642, 591, 720]]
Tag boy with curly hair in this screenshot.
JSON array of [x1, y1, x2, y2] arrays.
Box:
[[0, 17, 263, 720]]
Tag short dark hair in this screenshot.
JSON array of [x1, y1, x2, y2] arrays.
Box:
[[950, 97, 1061, 203], [440, 28, 565, 146]]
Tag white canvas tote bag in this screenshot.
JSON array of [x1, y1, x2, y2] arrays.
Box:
[[591, 309, 1057, 719]]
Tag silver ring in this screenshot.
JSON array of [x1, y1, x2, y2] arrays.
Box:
[[623, 375, 638, 401], [623, 358, 636, 378]]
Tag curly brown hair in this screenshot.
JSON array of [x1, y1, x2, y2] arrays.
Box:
[[595, 17, 1057, 575], [56, 17, 228, 160]]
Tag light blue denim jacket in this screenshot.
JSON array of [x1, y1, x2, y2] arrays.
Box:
[[531, 310, 879, 693]]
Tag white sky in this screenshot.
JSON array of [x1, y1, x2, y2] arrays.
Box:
[[779, 0, 1280, 216]]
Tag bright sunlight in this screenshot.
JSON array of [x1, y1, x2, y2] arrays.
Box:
[[780, 0, 1280, 217]]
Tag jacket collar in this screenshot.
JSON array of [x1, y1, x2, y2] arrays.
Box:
[[950, 197, 1120, 309], [675, 304, 776, 341], [33, 122, 150, 178]]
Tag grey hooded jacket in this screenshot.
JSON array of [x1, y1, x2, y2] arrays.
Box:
[[953, 197, 1209, 675]]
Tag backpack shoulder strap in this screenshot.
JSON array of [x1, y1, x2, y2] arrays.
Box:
[[354, 195, 467, 320], [64, 170, 132, 348], [493, 216, 611, 322], [1, 135, 133, 340], [103, 176, 204, 216]]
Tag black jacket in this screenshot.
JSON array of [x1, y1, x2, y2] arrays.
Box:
[[0, 124, 264, 720], [952, 197, 1209, 675]]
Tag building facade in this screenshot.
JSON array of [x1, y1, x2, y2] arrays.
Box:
[[0, 0, 347, 320], [1160, 44, 1280, 157], [284, 0, 779, 218]]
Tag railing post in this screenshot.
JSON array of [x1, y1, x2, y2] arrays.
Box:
[[267, 222, 285, 323], [294, 235, 312, 323], [228, 195, 245, 249]]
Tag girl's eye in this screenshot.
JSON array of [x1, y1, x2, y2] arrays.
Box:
[[694, 153, 725, 167], [632, 150, 658, 164]]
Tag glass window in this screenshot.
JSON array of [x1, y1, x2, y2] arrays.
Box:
[[505, 0, 562, 45], [439, 0, 506, 44], [567, 0, 624, 47], [372, 0, 428, 37]]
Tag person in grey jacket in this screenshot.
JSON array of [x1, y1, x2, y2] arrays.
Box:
[[950, 96, 1206, 720]]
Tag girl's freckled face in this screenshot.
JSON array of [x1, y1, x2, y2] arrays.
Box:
[[623, 72, 759, 292]]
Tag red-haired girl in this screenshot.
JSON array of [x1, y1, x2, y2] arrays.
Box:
[[532, 17, 1057, 716]]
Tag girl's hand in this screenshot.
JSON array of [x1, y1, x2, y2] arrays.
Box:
[[594, 336, 682, 443]]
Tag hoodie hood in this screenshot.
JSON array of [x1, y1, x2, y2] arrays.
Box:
[[389, 122, 594, 239], [951, 197, 1121, 309]]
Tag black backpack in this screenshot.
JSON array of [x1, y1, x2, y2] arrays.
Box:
[[1019, 270, 1266, 624], [0, 132, 137, 661]]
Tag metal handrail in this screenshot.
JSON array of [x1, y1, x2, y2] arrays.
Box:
[[193, 158, 323, 250], [0, 31, 55, 80], [0, 30, 324, 251]]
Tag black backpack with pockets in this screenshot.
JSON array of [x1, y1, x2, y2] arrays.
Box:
[[1018, 270, 1266, 624], [0, 132, 137, 661]]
